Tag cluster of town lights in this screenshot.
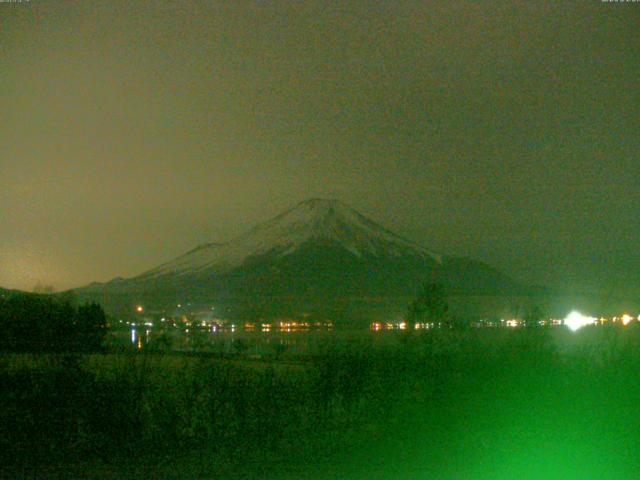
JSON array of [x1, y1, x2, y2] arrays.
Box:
[[134, 304, 637, 334], [130, 305, 333, 334], [563, 311, 638, 332], [369, 312, 638, 332]]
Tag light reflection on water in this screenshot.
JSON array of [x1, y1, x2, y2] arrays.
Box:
[[121, 326, 395, 355]]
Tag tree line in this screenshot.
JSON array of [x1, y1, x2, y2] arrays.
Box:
[[0, 291, 107, 352], [406, 282, 545, 329]]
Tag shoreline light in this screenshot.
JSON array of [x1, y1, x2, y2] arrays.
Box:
[[564, 311, 596, 332]]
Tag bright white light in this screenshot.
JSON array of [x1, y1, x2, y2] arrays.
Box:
[[564, 311, 596, 332], [621, 314, 633, 326], [136, 305, 143, 313]]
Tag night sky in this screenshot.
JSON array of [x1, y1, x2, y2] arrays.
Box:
[[1, 1, 638, 298]]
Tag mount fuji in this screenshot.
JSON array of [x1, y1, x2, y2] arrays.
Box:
[[76, 199, 525, 320]]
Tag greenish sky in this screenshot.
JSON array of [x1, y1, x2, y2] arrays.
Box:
[[1, 0, 638, 298]]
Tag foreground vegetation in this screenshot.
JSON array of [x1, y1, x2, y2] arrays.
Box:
[[2, 325, 640, 479]]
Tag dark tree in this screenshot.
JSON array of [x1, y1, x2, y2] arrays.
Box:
[[407, 282, 449, 328], [0, 293, 107, 352], [75, 302, 108, 351], [523, 305, 544, 328]]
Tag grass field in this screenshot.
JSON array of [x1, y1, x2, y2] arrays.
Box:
[[2, 325, 640, 479]]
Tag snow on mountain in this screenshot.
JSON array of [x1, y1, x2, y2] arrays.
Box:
[[139, 199, 441, 278]]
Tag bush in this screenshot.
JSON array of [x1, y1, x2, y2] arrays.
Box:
[[2, 327, 640, 478], [0, 293, 107, 353]]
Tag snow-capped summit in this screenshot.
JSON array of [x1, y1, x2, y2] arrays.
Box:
[[140, 198, 441, 279]]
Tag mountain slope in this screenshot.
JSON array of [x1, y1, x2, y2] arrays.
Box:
[[139, 198, 441, 279], [76, 199, 526, 319]]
